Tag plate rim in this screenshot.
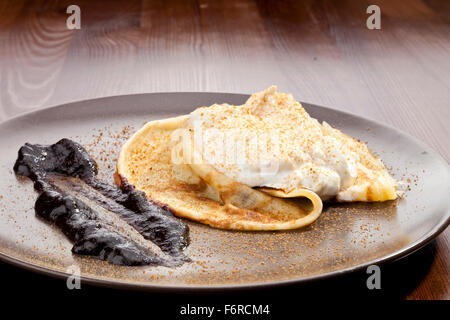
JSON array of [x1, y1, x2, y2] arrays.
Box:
[[0, 218, 448, 292], [0, 92, 448, 291]]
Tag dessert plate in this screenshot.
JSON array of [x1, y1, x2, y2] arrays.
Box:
[[0, 93, 448, 291]]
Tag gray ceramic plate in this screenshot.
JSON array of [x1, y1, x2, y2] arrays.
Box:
[[0, 93, 448, 291]]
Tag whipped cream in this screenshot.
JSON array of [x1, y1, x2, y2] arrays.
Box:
[[186, 86, 394, 200]]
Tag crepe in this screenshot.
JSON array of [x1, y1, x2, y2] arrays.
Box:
[[116, 116, 323, 230]]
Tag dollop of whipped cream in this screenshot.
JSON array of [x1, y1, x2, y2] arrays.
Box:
[[186, 86, 392, 200]]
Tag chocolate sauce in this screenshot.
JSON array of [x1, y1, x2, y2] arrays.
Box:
[[14, 138, 190, 266]]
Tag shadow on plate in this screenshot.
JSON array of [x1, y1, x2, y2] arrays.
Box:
[[0, 240, 439, 305]]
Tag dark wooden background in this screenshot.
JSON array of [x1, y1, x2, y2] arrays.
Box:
[[0, 0, 448, 300]]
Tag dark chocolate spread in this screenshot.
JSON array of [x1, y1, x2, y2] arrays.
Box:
[[14, 138, 189, 266]]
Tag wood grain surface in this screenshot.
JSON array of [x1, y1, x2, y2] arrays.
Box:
[[0, 0, 448, 300]]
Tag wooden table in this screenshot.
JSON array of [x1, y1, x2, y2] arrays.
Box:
[[0, 0, 448, 300]]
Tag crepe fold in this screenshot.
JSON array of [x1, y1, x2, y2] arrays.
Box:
[[116, 116, 323, 230]]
